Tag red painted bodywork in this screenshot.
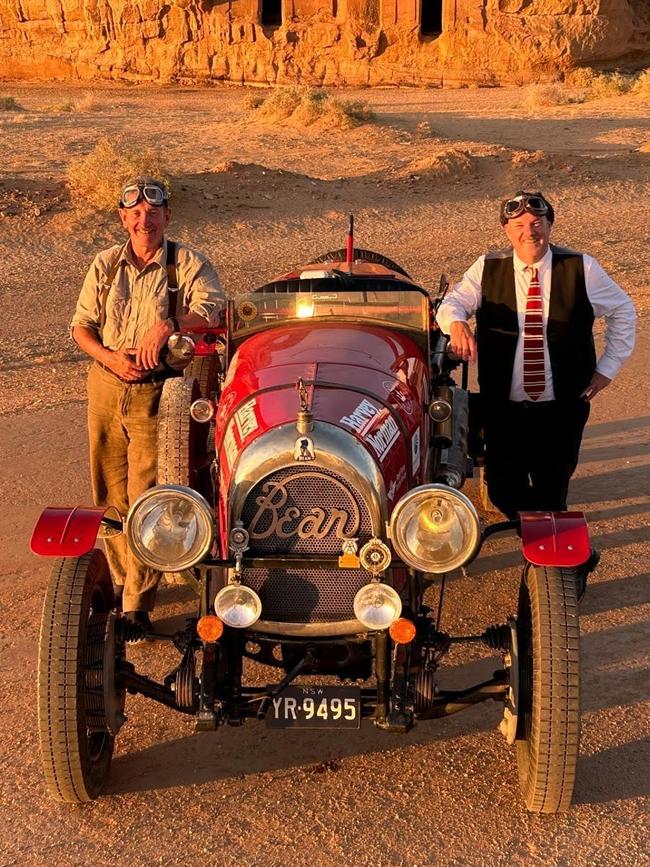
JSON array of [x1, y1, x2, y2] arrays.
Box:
[[520, 511, 591, 567], [186, 325, 228, 357], [215, 320, 430, 554], [30, 506, 109, 557]]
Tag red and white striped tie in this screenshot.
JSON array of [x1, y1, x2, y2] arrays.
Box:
[[523, 267, 545, 400]]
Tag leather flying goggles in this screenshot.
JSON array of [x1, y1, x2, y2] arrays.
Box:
[[120, 183, 168, 209], [502, 194, 549, 221]]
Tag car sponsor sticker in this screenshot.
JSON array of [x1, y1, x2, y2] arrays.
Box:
[[235, 398, 258, 440], [411, 428, 421, 474], [223, 423, 238, 471], [365, 413, 400, 460], [340, 398, 378, 432]]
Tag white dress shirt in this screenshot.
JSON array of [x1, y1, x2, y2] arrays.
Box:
[[436, 246, 636, 402]]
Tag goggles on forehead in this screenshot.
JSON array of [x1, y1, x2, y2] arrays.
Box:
[[120, 183, 168, 209], [502, 194, 549, 221]]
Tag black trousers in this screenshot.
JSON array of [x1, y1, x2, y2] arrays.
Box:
[[483, 398, 590, 520]]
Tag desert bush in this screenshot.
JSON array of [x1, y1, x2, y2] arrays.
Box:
[[75, 91, 99, 111], [67, 136, 171, 211], [0, 96, 23, 111], [523, 83, 574, 109], [243, 91, 266, 111], [246, 85, 374, 129], [632, 69, 650, 99], [329, 98, 375, 127], [564, 67, 597, 89], [47, 100, 75, 113], [588, 72, 635, 99], [45, 93, 98, 113], [403, 148, 475, 180]]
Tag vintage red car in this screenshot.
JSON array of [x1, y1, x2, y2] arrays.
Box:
[[32, 242, 594, 812]]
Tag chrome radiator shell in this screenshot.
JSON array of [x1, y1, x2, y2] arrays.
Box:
[[228, 421, 387, 636]]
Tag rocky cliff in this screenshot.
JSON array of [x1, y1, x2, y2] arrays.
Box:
[[0, 0, 647, 85]]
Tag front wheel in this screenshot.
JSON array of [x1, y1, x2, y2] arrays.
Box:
[[37, 550, 120, 803], [515, 564, 580, 813], [157, 376, 211, 494]]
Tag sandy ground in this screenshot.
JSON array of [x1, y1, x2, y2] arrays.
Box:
[[0, 83, 648, 867]]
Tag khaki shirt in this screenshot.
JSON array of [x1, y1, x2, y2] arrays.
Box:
[[71, 239, 225, 351]]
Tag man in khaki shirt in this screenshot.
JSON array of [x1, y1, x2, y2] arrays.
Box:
[[71, 176, 225, 629]]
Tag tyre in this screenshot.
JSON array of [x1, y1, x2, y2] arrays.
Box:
[[515, 564, 580, 813], [157, 376, 211, 492], [37, 550, 118, 803], [186, 355, 221, 400]]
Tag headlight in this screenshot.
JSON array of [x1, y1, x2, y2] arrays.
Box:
[[389, 484, 480, 573], [214, 585, 262, 628], [126, 485, 214, 571], [353, 582, 402, 630]]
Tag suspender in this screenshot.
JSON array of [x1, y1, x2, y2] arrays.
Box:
[[165, 240, 179, 318], [99, 239, 180, 338]]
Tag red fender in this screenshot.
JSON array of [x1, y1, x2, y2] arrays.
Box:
[[520, 511, 591, 568], [30, 507, 112, 557], [187, 325, 228, 357]]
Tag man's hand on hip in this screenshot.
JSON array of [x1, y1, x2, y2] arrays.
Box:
[[581, 371, 612, 401], [106, 350, 146, 382], [449, 321, 477, 362], [135, 319, 174, 370]]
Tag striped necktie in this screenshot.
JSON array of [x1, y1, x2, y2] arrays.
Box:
[[523, 266, 545, 400]]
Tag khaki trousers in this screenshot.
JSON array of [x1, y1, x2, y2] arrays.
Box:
[[87, 362, 163, 612]]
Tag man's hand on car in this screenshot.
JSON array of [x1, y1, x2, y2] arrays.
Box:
[[135, 319, 174, 370], [449, 320, 477, 362]]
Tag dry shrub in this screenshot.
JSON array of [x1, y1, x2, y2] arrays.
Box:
[[213, 159, 244, 173], [564, 67, 597, 89], [243, 91, 266, 111], [45, 92, 99, 113], [632, 69, 650, 99], [403, 148, 474, 179], [75, 91, 99, 111], [316, 97, 374, 129], [0, 96, 23, 111], [47, 100, 75, 113], [588, 72, 635, 99], [511, 149, 547, 168], [523, 83, 574, 109], [67, 136, 171, 211], [246, 85, 374, 129]]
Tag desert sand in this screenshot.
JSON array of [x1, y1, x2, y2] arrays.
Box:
[[0, 82, 648, 866]]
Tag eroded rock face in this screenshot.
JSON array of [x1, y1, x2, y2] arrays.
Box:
[[0, 0, 647, 85]]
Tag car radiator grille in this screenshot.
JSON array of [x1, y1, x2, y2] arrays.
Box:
[[239, 466, 373, 623]]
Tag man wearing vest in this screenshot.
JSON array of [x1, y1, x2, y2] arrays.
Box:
[[436, 190, 636, 539], [71, 177, 225, 630]]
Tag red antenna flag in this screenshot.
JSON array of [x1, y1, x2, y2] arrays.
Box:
[[346, 214, 354, 272]]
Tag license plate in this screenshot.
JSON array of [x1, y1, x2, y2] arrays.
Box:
[[265, 685, 361, 729]]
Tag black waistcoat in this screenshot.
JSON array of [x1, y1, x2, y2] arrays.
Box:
[[475, 245, 596, 402]]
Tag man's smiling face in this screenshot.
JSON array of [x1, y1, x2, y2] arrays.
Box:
[[119, 200, 170, 254], [503, 211, 551, 264]]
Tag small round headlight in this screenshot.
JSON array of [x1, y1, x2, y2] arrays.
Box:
[[190, 398, 215, 423], [214, 585, 262, 628], [389, 484, 480, 573], [353, 582, 402, 630], [126, 485, 214, 572], [165, 333, 196, 371]]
